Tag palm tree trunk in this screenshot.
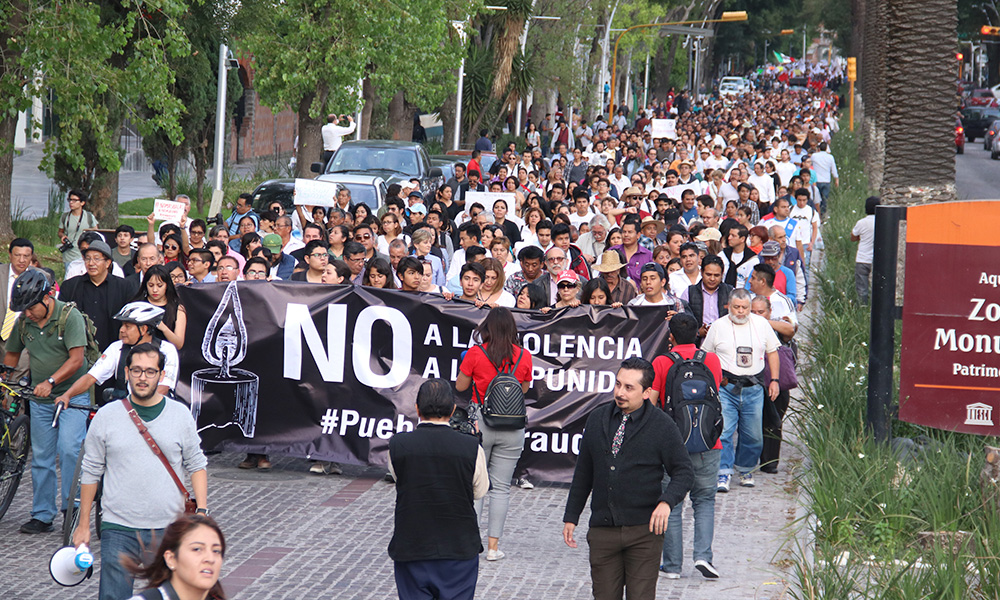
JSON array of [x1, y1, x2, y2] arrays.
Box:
[[860, 0, 886, 188], [879, 0, 956, 204]]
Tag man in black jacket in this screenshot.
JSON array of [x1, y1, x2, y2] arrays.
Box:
[[563, 358, 694, 600], [388, 379, 489, 600]]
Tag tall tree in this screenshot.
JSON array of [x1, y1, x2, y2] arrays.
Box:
[[880, 0, 956, 204], [28, 0, 191, 226], [0, 0, 30, 242]]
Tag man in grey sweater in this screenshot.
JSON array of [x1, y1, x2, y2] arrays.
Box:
[[73, 343, 208, 600]]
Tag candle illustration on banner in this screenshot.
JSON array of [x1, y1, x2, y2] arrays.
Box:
[[190, 281, 260, 437]]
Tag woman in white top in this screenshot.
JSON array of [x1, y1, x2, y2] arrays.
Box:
[[489, 237, 520, 278], [748, 161, 776, 207], [376, 212, 410, 255], [477, 258, 516, 307], [525, 122, 541, 149]]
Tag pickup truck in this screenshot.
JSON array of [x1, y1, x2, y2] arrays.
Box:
[[312, 140, 444, 198], [960, 107, 1000, 142]]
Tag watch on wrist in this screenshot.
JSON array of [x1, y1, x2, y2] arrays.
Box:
[[47, 377, 56, 386], [195, 507, 209, 515], [771, 378, 779, 383]]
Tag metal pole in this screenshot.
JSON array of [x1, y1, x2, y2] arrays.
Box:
[[355, 77, 363, 141], [866, 204, 906, 443], [802, 27, 806, 62], [454, 56, 465, 151], [213, 43, 229, 192], [515, 19, 530, 136], [643, 52, 650, 108], [849, 80, 855, 131]]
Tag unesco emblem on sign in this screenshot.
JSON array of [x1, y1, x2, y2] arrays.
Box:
[[965, 403, 994, 427]]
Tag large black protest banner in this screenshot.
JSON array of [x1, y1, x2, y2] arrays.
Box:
[[177, 281, 672, 482]]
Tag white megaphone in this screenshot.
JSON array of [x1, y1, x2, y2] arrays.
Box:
[[49, 544, 94, 587]]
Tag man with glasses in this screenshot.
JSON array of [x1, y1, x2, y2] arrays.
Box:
[[72, 343, 208, 600], [536, 247, 568, 304], [291, 240, 329, 283], [275, 215, 305, 255], [343, 241, 368, 285], [5, 270, 93, 535], [125, 242, 163, 290], [215, 255, 242, 283], [225, 193, 259, 236], [186, 249, 216, 284], [354, 223, 389, 263], [64, 232, 127, 281], [60, 241, 133, 350], [242, 257, 271, 281]]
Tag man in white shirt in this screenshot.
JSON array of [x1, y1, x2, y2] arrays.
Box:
[[608, 164, 630, 197], [704, 145, 729, 172], [569, 190, 595, 230], [748, 264, 797, 329], [774, 150, 798, 187], [701, 289, 780, 492], [788, 188, 820, 261], [668, 243, 701, 297], [321, 114, 356, 166], [760, 197, 806, 264], [850, 196, 878, 303], [807, 142, 839, 215], [747, 162, 775, 207], [627, 263, 685, 312]]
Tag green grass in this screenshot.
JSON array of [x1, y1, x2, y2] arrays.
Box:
[[787, 125, 1000, 599]]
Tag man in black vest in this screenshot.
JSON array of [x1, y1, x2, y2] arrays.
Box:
[[682, 255, 733, 341], [563, 358, 694, 600], [388, 379, 488, 600], [719, 224, 758, 289]]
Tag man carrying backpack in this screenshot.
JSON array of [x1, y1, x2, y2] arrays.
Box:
[[3, 270, 93, 534], [650, 313, 724, 580]]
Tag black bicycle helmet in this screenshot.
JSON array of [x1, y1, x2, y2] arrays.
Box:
[[10, 269, 51, 311], [114, 302, 165, 328]]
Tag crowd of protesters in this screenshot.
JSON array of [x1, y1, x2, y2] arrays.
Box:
[[2, 67, 846, 599]]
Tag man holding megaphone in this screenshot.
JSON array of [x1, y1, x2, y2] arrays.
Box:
[[73, 343, 208, 600]]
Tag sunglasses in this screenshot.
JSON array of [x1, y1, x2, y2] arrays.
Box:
[[558, 282, 578, 289], [355, 234, 372, 240]]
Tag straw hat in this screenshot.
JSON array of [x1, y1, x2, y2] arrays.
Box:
[[640, 216, 666, 236], [593, 250, 627, 273]]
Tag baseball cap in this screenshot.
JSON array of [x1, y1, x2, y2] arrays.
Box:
[[408, 190, 424, 199], [760, 241, 781, 257], [556, 270, 579, 285], [410, 203, 427, 215], [640, 262, 665, 279], [262, 233, 283, 251]]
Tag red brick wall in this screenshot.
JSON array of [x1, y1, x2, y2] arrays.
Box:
[[228, 89, 298, 163]]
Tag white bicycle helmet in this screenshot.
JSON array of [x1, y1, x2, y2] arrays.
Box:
[[114, 302, 166, 327]]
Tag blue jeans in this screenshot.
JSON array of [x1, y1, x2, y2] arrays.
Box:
[[28, 395, 89, 523], [718, 383, 764, 475], [816, 182, 831, 214], [661, 449, 720, 573], [99, 527, 164, 600], [475, 420, 525, 540]]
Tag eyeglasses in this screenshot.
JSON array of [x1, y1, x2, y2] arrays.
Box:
[[218, 265, 239, 271], [188, 258, 204, 264], [346, 256, 365, 263], [128, 367, 161, 378], [191, 230, 205, 236], [546, 256, 566, 263], [246, 270, 267, 278], [84, 256, 107, 264], [308, 253, 328, 259], [558, 282, 578, 289], [164, 245, 178, 251]]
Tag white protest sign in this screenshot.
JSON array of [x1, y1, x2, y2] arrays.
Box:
[[293, 178, 341, 207], [153, 199, 187, 221], [651, 119, 677, 140], [465, 191, 517, 215]]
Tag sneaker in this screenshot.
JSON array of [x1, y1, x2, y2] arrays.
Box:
[[659, 568, 681, 579], [327, 462, 343, 475], [256, 456, 272, 471], [739, 472, 755, 488], [309, 461, 327, 474], [694, 560, 720, 579], [384, 472, 396, 483], [485, 549, 505, 561], [237, 455, 258, 469], [19, 518, 53, 534], [515, 477, 534, 489], [717, 474, 730, 493], [310, 461, 344, 475]]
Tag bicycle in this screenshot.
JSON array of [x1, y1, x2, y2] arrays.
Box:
[[0, 373, 38, 522]]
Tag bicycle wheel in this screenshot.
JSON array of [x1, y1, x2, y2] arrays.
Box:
[[0, 415, 30, 522]]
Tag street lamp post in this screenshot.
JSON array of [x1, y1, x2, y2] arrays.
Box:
[[452, 20, 467, 151], [610, 12, 748, 116]]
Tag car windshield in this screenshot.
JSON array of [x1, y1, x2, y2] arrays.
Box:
[[328, 147, 419, 176]]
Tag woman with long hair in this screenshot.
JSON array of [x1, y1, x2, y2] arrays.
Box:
[[525, 121, 540, 148], [126, 514, 226, 600], [455, 307, 533, 561], [134, 264, 187, 349], [363, 258, 397, 289], [377, 212, 410, 255], [477, 258, 516, 308], [162, 234, 186, 267], [515, 282, 547, 309], [239, 232, 262, 262]]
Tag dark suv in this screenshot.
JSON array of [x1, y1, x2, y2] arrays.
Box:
[[960, 107, 1000, 141], [312, 140, 444, 198]]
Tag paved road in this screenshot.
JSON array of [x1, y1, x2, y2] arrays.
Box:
[[0, 439, 803, 599], [956, 137, 1000, 200]]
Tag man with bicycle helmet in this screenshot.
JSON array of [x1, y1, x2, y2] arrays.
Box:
[[55, 302, 179, 406], [3, 269, 92, 534]]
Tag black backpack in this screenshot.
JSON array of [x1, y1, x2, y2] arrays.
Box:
[[661, 350, 723, 454], [472, 345, 526, 430]]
